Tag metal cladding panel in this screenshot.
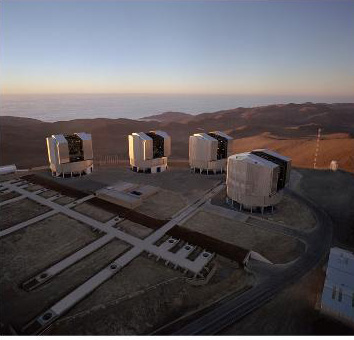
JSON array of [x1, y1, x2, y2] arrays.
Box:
[[271, 166, 280, 193], [53, 135, 70, 164], [46, 137, 57, 169], [153, 130, 169, 139], [129, 134, 145, 164], [0, 164, 17, 175], [327, 247, 354, 273], [134, 132, 152, 141], [128, 135, 135, 162], [196, 133, 216, 141], [253, 148, 291, 162], [143, 139, 153, 160], [60, 160, 93, 174], [320, 247, 354, 323], [75, 132, 91, 141], [130, 157, 167, 169], [246, 162, 274, 196], [163, 134, 171, 157], [82, 139, 93, 160], [189, 134, 218, 168], [285, 159, 292, 185], [210, 131, 233, 140], [227, 153, 281, 207], [252, 148, 292, 186], [77, 133, 93, 160]]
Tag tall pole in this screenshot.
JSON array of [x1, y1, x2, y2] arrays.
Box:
[[313, 128, 322, 169]]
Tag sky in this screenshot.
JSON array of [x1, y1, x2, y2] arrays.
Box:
[[1, 0, 354, 97]]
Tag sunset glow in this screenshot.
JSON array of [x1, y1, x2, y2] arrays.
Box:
[[1, 0, 354, 98]]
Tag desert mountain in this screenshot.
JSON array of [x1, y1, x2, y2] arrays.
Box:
[[1, 103, 353, 171], [140, 111, 193, 123]]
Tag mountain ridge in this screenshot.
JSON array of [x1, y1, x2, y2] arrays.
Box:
[[1, 102, 353, 171]]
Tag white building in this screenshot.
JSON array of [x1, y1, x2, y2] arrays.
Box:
[[0, 164, 17, 176], [128, 130, 171, 173], [226, 149, 291, 211], [320, 247, 354, 326], [189, 131, 233, 174], [46, 132, 93, 177], [330, 160, 339, 171]]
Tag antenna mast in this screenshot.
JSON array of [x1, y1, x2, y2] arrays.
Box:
[[313, 127, 322, 169]]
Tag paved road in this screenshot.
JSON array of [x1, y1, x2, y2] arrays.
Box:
[[164, 188, 333, 335]]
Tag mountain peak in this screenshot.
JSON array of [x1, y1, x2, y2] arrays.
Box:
[[139, 111, 193, 123]]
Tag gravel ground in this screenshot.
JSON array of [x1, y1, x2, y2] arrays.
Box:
[[262, 194, 317, 231], [0, 213, 106, 330], [73, 201, 116, 222], [53, 196, 76, 206], [0, 191, 21, 203], [136, 190, 188, 219], [38, 190, 58, 198], [296, 169, 354, 248], [117, 220, 153, 239], [0, 198, 51, 231], [45, 255, 252, 335], [24, 184, 43, 192], [182, 211, 304, 264]]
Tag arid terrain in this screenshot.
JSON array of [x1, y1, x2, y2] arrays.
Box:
[[1, 102, 353, 171]]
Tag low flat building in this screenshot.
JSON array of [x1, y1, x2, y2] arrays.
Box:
[[128, 130, 171, 173], [226, 149, 291, 211], [320, 247, 354, 327], [46, 133, 93, 177], [0, 164, 17, 176], [96, 181, 159, 209], [189, 131, 233, 174]]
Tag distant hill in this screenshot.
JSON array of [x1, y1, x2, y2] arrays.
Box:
[[140, 111, 193, 123], [1, 103, 353, 171]]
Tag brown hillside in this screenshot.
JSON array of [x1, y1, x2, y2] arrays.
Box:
[[1, 103, 353, 172]]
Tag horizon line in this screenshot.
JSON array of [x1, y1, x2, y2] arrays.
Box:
[[2, 92, 354, 97]]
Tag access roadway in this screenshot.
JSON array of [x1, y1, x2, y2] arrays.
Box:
[[163, 189, 333, 335]]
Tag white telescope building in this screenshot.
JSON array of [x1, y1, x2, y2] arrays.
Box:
[[128, 130, 171, 173], [226, 149, 291, 212], [189, 131, 233, 174], [46, 132, 93, 177]]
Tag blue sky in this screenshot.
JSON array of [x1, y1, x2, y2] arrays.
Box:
[[1, 0, 354, 96]]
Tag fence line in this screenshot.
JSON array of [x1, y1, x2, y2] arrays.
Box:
[[94, 154, 129, 166]]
